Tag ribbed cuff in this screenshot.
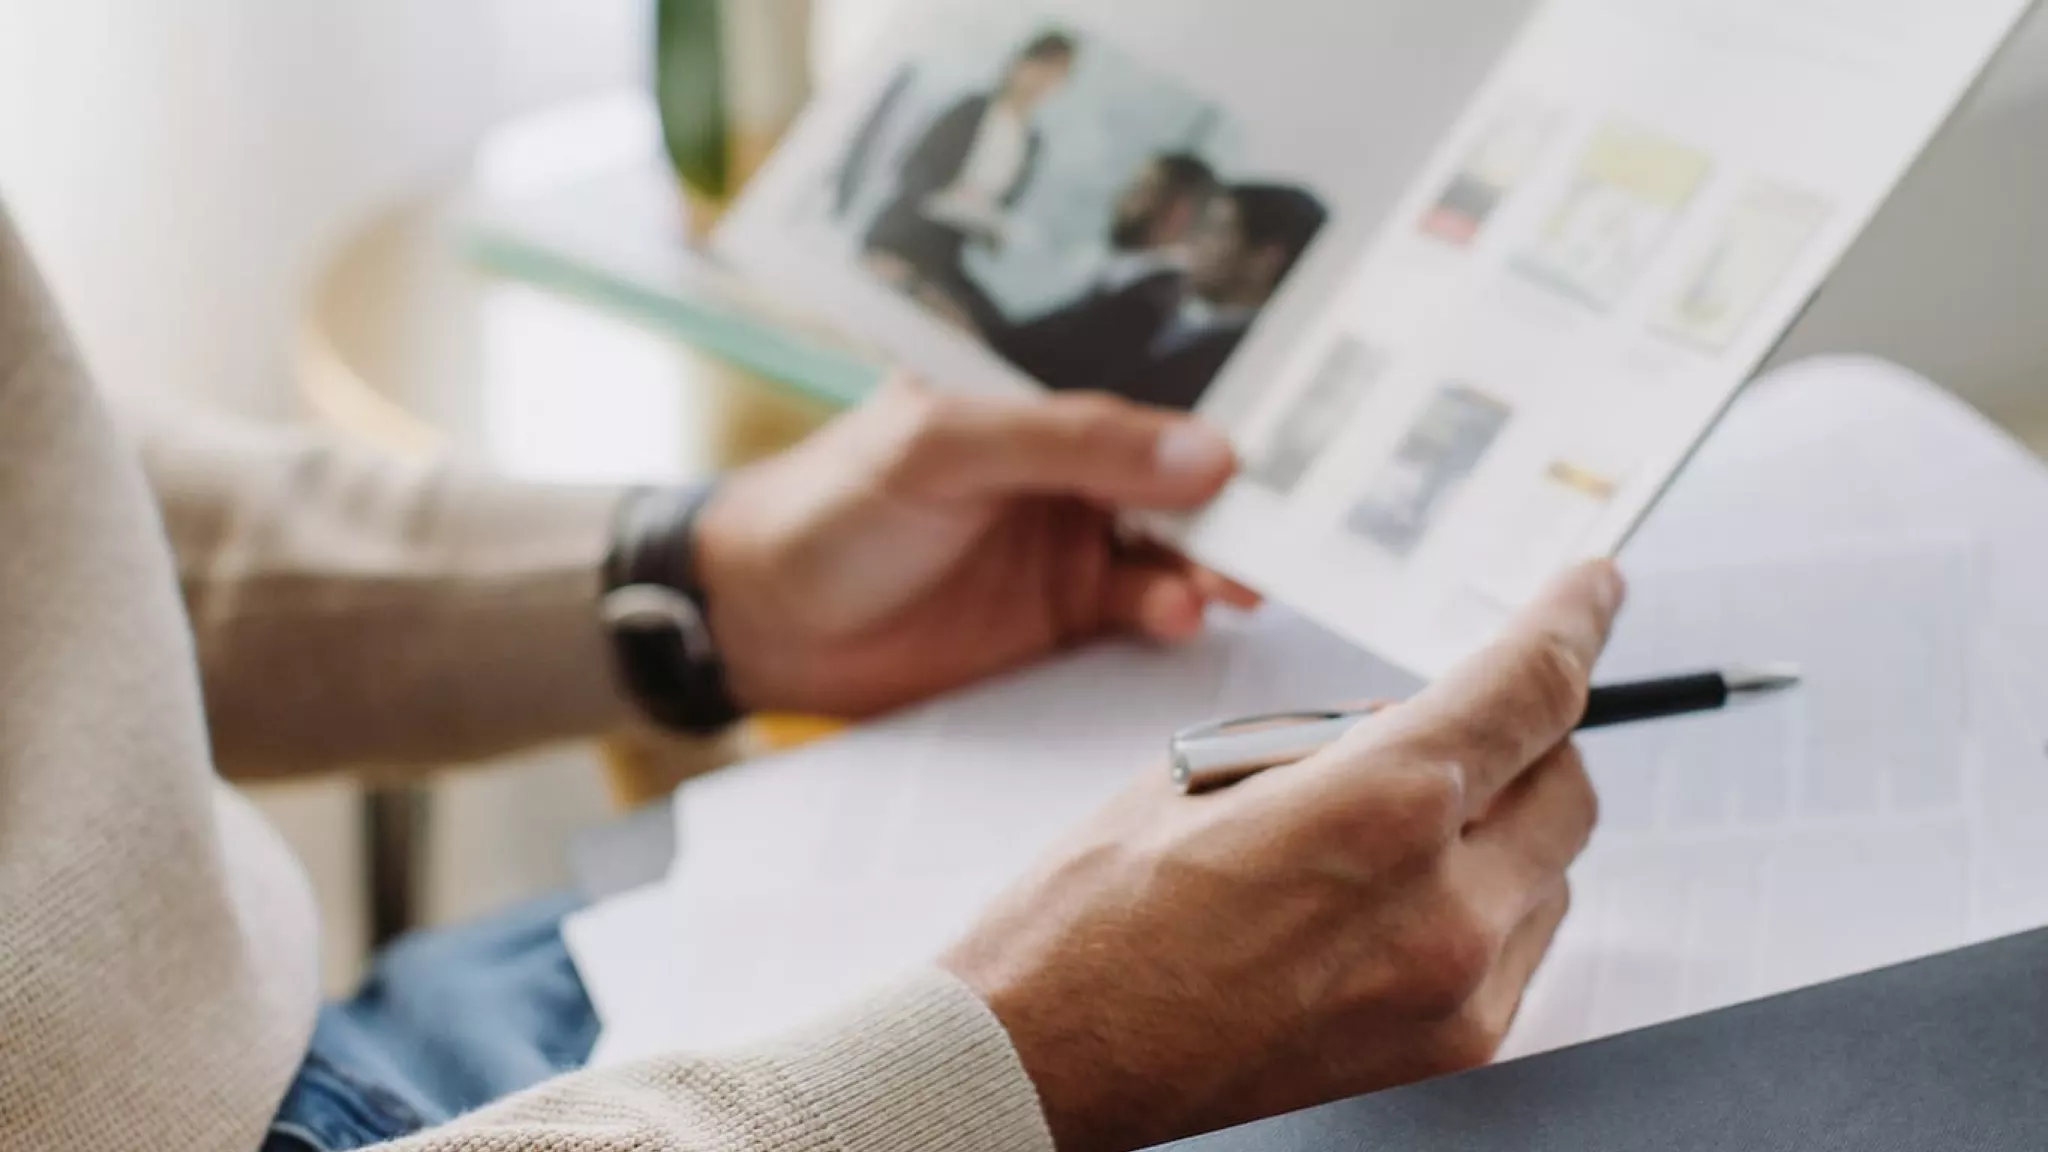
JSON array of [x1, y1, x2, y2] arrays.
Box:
[[754, 969, 1056, 1152]]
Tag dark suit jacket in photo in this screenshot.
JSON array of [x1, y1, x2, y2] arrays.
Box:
[[896, 93, 1042, 210], [1107, 322, 1249, 413], [863, 94, 1045, 260], [996, 268, 1185, 394], [861, 92, 1047, 334]]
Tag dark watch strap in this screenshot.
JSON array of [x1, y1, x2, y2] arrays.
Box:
[[602, 484, 745, 736]]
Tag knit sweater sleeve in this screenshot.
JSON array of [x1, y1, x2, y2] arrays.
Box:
[[0, 197, 324, 1152], [122, 401, 642, 781], [382, 970, 1056, 1152]]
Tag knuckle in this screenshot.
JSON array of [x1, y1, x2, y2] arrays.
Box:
[[884, 391, 966, 476], [1332, 764, 1461, 870], [883, 385, 938, 436], [903, 389, 960, 442], [1394, 894, 1497, 1017], [1555, 744, 1600, 838], [1381, 766, 1465, 845], [1518, 744, 1600, 870], [1057, 391, 1129, 424], [1057, 395, 1152, 466], [1521, 631, 1591, 730]]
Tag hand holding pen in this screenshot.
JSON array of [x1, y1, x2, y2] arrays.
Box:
[[949, 561, 1635, 1146]]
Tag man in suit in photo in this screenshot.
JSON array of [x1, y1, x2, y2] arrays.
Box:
[[860, 31, 1079, 332], [996, 152, 1220, 393], [1108, 182, 1330, 412]]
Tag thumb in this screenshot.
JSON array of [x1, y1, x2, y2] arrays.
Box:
[[889, 387, 1237, 508]]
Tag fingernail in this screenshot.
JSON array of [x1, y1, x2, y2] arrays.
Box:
[[1154, 422, 1234, 481]]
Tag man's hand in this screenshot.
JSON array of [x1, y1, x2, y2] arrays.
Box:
[[943, 562, 1624, 1152], [694, 378, 1255, 717]]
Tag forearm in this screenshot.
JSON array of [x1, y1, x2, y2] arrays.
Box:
[[126, 403, 638, 780], [382, 970, 1053, 1152]]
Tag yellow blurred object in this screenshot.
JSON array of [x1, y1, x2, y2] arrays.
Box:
[[599, 725, 742, 810], [703, 357, 839, 462], [753, 714, 850, 751]]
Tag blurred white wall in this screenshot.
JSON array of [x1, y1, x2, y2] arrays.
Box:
[[816, 0, 907, 84], [1776, 12, 2048, 438], [0, 0, 647, 416]]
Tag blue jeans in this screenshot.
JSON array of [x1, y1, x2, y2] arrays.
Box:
[[262, 895, 600, 1152]]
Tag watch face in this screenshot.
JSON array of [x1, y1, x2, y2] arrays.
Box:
[[603, 583, 716, 663]]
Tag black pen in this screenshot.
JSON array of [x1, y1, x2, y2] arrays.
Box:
[[1168, 665, 1803, 794]]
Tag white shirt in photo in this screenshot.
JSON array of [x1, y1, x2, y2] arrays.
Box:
[[951, 102, 1030, 208]]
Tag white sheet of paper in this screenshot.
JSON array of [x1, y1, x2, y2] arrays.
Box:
[[569, 357, 2048, 1072], [1493, 357, 2048, 1057], [584, 614, 1411, 1067], [1504, 545, 1989, 1057], [558, 883, 679, 1063]]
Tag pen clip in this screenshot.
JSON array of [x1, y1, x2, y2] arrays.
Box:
[[1171, 711, 1358, 745]]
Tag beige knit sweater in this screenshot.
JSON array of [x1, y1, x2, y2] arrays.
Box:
[[0, 202, 1052, 1152]]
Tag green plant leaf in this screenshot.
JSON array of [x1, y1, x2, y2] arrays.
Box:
[[656, 0, 730, 198]]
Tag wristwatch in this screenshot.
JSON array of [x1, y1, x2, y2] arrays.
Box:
[[601, 484, 745, 735]]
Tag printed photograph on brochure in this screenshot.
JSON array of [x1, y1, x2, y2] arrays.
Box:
[[1345, 383, 1516, 558], [1514, 122, 1714, 311], [1653, 181, 1832, 351], [777, 6, 1332, 412], [1246, 336, 1389, 495], [1418, 99, 1565, 248]]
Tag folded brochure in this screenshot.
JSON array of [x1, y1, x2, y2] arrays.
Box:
[[717, 0, 2037, 676]]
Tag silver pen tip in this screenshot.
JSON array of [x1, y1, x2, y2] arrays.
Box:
[[1725, 663, 1803, 696]]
